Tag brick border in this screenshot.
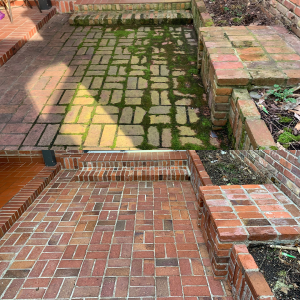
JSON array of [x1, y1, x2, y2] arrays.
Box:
[[228, 244, 275, 300], [0, 163, 61, 238], [228, 89, 276, 150], [0, 151, 44, 163], [0, 7, 57, 67]]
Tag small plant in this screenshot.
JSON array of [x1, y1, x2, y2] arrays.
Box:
[[224, 7, 230, 12], [267, 84, 297, 103]]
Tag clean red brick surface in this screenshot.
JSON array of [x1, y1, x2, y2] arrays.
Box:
[[199, 183, 300, 279], [0, 170, 232, 299]]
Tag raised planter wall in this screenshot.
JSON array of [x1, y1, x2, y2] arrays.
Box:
[[232, 150, 300, 207], [228, 244, 275, 300], [228, 89, 277, 150]]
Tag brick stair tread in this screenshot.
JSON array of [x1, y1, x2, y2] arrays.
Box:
[[74, 166, 190, 181], [79, 151, 188, 162], [69, 10, 193, 25], [75, 0, 191, 4]]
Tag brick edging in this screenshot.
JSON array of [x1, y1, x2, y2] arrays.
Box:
[[228, 244, 275, 300], [229, 89, 277, 150], [0, 163, 61, 238], [0, 7, 57, 67]]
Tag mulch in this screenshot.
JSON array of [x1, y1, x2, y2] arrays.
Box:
[[249, 244, 300, 300], [203, 0, 277, 27], [196, 150, 267, 186]]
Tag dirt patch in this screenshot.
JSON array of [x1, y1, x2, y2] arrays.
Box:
[[249, 244, 300, 300], [196, 150, 267, 185], [250, 86, 300, 150], [203, 0, 277, 27]]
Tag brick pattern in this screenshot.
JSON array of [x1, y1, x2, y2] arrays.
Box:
[[0, 7, 56, 67], [228, 89, 276, 150], [69, 9, 193, 25], [199, 184, 300, 279], [232, 150, 300, 207], [198, 25, 300, 130], [0, 164, 61, 238], [228, 244, 275, 300], [80, 151, 188, 163], [0, 151, 44, 164], [0, 171, 231, 299], [74, 166, 190, 181], [74, 0, 191, 12]]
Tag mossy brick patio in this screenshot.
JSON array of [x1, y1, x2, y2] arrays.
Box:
[[0, 14, 216, 150]]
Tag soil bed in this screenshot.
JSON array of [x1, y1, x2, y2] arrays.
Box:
[[249, 244, 300, 300], [196, 150, 267, 185], [203, 0, 277, 26], [250, 86, 300, 150]]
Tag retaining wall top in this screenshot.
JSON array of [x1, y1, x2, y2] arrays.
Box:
[[200, 184, 300, 243], [200, 25, 300, 86]]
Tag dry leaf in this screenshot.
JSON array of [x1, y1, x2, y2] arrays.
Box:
[[295, 122, 300, 131], [276, 142, 286, 150]]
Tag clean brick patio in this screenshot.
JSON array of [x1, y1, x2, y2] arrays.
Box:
[[0, 169, 231, 299]]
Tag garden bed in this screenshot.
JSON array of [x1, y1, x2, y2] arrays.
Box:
[[250, 85, 300, 150], [196, 150, 267, 185], [203, 0, 277, 26], [249, 244, 300, 300]]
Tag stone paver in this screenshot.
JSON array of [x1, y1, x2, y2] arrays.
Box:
[[0, 16, 213, 150], [0, 171, 230, 299]]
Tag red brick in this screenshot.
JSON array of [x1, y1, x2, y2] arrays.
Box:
[[245, 271, 273, 298], [245, 119, 276, 148], [183, 286, 210, 296], [276, 226, 300, 240], [217, 227, 248, 241], [247, 227, 278, 241]]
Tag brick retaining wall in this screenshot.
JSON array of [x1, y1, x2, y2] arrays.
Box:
[[228, 244, 275, 300], [228, 89, 276, 150], [232, 150, 300, 207], [255, 0, 300, 38]]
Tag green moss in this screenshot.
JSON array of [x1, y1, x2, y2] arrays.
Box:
[[279, 116, 293, 123], [204, 20, 214, 27], [113, 30, 132, 38], [277, 131, 300, 148]]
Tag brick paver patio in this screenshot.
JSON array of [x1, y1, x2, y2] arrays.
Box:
[[0, 169, 231, 299], [0, 14, 213, 150]]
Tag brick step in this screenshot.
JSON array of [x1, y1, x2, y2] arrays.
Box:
[[78, 151, 188, 169], [74, 0, 191, 12], [74, 166, 190, 181], [69, 10, 193, 25]]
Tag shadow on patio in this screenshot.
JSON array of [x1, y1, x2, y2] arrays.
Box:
[[0, 9, 219, 150]]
